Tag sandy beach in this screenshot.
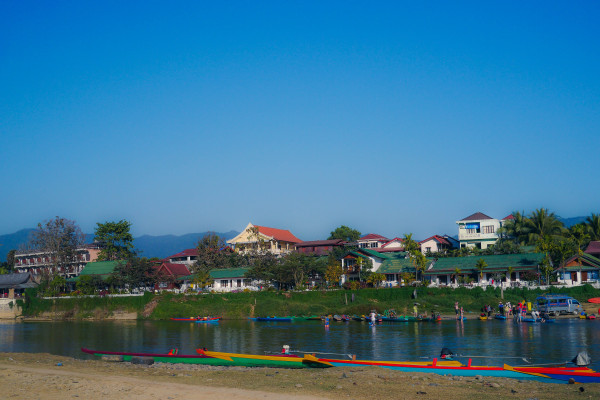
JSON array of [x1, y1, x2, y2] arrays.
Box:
[[1, 352, 598, 400]]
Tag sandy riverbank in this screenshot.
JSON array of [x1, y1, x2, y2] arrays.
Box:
[[1, 352, 598, 400]]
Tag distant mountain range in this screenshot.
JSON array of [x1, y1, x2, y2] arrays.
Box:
[[558, 216, 587, 228], [0, 229, 239, 262]]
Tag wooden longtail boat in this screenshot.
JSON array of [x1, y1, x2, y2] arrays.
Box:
[[170, 317, 220, 323], [315, 356, 599, 383], [81, 347, 330, 368]]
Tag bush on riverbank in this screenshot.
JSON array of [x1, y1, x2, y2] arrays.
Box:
[[19, 289, 153, 318], [18, 285, 600, 319]]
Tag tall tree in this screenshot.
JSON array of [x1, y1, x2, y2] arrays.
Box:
[[525, 208, 564, 245], [498, 211, 529, 245], [475, 258, 488, 282], [324, 261, 343, 287], [111, 257, 157, 290], [191, 233, 230, 273], [6, 249, 16, 272], [585, 213, 600, 241], [30, 216, 85, 276], [94, 220, 135, 261], [328, 225, 361, 242]]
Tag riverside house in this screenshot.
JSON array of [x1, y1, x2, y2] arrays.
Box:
[[555, 241, 600, 286], [14, 243, 103, 278], [341, 248, 415, 286], [227, 223, 302, 255], [419, 235, 459, 255], [295, 239, 347, 256], [423, 253, 545, 287]]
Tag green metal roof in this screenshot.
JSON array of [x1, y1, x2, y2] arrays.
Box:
[[377, 257, 416, 274], [424, 253, 545, 275], [559, 253, 600, 271], [210, 268, 249, 279], [66, 261, 123, 282]]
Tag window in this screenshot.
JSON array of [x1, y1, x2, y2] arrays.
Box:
[[237, 279, 242, 287], [483, 225, 495, 234], [426, 247, 431, 253], [221, 280, 228, 287]]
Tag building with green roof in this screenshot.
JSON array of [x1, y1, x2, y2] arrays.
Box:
[[66, 261, 124, 283], [341, 249, 416, 285], [423, 253, 545, 286], [555, 253, 600, 286]]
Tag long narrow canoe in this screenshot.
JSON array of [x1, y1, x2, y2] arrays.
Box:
[[196, 349, 330, 368], [254, 317, 293, 322], [82, 347, 330, 368], [316, 356, 578, 383], [506, 364, 600, 383], [170, 317, 220, 323]]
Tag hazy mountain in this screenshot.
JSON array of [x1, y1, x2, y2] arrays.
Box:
[[558, 216, 587, 228], [0, 229, 239, 262]]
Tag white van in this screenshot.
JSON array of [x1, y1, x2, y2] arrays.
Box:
[[536, 295, 582, 316]]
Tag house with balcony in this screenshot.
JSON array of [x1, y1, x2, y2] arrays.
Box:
[[166, 249, 198, 265], [419, 235, 459, 255], [14, 243, 103, 278], [227, 223, 302, 256], [456, 212, 505, 249]]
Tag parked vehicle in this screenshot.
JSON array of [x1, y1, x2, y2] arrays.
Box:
[[536, 294, 582, 316]]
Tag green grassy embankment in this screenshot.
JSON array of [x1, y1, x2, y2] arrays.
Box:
[[17, 285, 600, 320]]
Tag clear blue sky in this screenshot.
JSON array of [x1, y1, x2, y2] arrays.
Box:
[[1, 1, 599, 241]]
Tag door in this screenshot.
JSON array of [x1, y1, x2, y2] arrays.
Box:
[[581, 272, 588, 282], [571, 272, 578, 282]]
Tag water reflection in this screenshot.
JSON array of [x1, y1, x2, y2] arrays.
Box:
[[1, 319, 599, 368]]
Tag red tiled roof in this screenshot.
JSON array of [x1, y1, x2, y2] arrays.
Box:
[[502, 214, 515, 220], [256, 225, 302, 243], [585, 241, 600, 255], [419, 235, 450, 246], [167, 249, 198, 259], [459, 212, 494, 221], [359, 233, 390, 241], [296, 239, 346, 247], [157, 262, 191, 277]]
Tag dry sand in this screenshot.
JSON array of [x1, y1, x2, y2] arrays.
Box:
[[1, 352, 599, 400]]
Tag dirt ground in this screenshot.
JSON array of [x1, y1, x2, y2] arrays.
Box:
[[1, 353, 599, 400]]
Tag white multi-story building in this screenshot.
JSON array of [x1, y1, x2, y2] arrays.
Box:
[[13, 243, 102, 278], [456, 212, 512, 250]]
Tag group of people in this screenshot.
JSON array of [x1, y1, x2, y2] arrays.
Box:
[[454, 302, 464, 320]]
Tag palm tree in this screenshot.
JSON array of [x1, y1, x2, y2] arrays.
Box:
[[525, 208, 564, 245], [498, 211, 529, 245], [402, 233, 419, 254], [506, 266, 515, 284], [453, 268, 461, 285], [586, 213, 600, 241], [475, 258, 488, 283]]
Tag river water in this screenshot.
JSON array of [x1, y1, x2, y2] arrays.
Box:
[[1, 318, 599, 368]]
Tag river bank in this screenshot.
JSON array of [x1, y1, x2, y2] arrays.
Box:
[[1, 352, 598, 400], [12, 285, 600, 321]]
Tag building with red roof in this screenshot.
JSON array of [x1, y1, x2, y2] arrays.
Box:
[[419, 235, 459, 255], [357, 233, 390, 250], [227, 223, 302, 255], [295, 239, 347, 256], [154, 262, 192, 290]]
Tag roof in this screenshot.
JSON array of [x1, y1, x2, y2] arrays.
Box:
[[424, 253, 545, 275], [295, 239, 346, 247], [256, 225, 302, 243], [585, 241, 600, 255], [0, 273, 37, 289], [210, 268, 250, 279], [502, 214, 515, 220], [458, 212, 494, 221], [157, 262, 191, 276], [79, 261, 123, 276], [556, 253, 600, 271], [381, 238, 404, 248], [378, 255, 417, 274], [358, 233, 390, 241], [167, 249, 198, 259], [419, 235, 451, 246]]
